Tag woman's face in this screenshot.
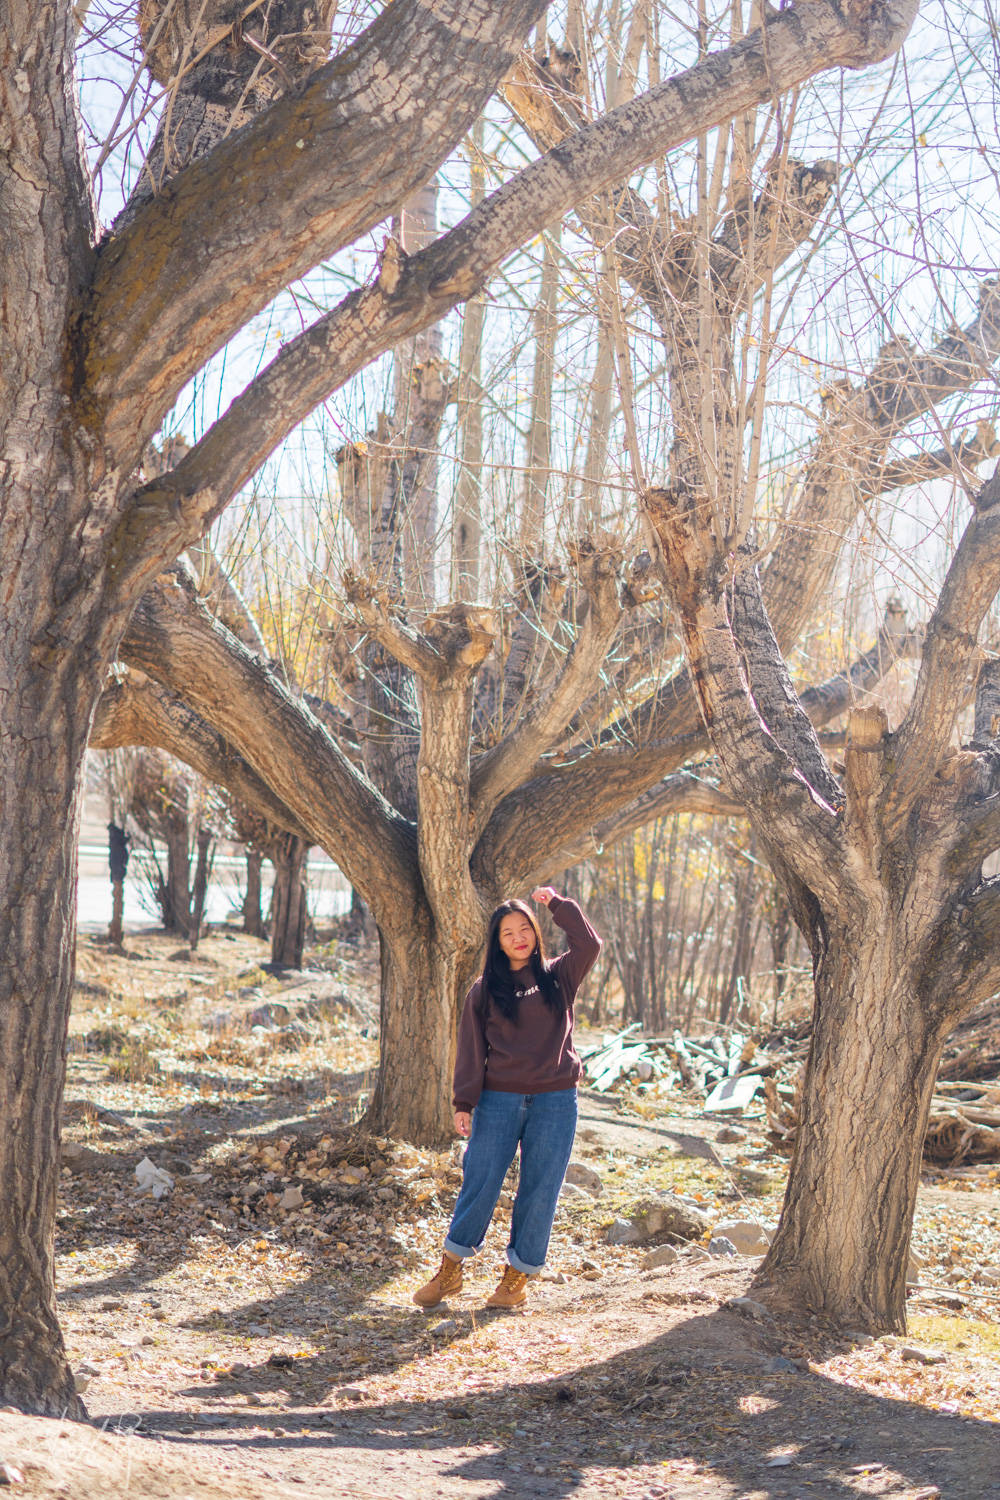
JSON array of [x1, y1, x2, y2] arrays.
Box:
[[498, 911, 537, 969]]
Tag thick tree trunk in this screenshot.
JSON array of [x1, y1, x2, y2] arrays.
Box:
[[755, 924, 944, 1331], [364, 913, 472, 1145], [0, 702, 89, 1416], [269, 834, 308, 969]]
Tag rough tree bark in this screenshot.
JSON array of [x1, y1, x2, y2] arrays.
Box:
[[645, 467, 1000, 1333]]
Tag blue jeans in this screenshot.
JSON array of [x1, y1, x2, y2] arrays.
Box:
[[444, 1088, 578, 1274]]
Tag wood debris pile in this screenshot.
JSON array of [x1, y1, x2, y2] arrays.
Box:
[[922, 1080, 1000, 1166], [764, 1067, 1000, 1170], [585, 1010, 1000, 1168], [581, 1023, 793, 1113]]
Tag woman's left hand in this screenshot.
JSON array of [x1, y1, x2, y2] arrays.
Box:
[[532, 886, 559, 906]]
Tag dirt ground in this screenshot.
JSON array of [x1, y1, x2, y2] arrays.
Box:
[[3, 925, 1000, 1500]]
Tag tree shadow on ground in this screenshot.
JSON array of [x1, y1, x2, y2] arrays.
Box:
[[103, 1301, 1000, 1499]]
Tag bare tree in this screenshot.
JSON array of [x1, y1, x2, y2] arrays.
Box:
[[0, 0, 919, 1412]]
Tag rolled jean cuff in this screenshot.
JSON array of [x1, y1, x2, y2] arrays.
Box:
[[507, 1247, 543, 1275], [443, 1237, 478, 1261]]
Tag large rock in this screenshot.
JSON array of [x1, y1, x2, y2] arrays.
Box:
[[713, 1218, 773, 1256], [631, 1194, 711, 1242], [564, 1160, 603, 1197]]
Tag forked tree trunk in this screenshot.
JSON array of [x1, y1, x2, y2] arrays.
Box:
[[269, 834, 308, 968], [756, 921, 944, 1331], [364, 912, 477, 1145], [0, 698, 89, 1416]]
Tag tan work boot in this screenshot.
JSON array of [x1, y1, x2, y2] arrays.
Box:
[[485, 1266, 529, 1309], [412, 1252, 463, 1308]]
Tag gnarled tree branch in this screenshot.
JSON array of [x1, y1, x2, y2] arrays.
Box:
[[91, 670, 307, 838], [118, 569, 419, 914], [885, 462, 1000, 836]]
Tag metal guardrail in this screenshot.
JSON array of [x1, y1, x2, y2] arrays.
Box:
[[77, 843, 349, 883]]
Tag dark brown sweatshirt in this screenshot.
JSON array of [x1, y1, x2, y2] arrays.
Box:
[[452, 897, 602, 1112]]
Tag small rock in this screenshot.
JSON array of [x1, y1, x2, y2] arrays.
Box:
[[605, 1218, 642, 1246], [581, 1257, 599, 1271], [979, 1264, 1000, 1285], [564, 1161, 603, 1196], [899, 1345, 946, 1365], [716, 1125, 747, 1144], [279, 1185, 304, 1210], [764, 1355, 797, 1374], [641, 1244, 679, 1270], [100, 1299, 123, 1312], [730, 1296, 772, 1322], [764, 1454, 792, 1467], [635, 1060, 655, 1082], [0, 1464, 24, 1485], [431, 1319, 457, 1336], [707, 1236, 738, 1257], [911, 1489, 941, 1499], [713, 1218, 773, 1256], [247, 1323, 270, 1336]]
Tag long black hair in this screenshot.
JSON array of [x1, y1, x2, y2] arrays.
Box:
[[481, 899, 563, 1022]]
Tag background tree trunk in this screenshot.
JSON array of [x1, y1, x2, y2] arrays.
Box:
[[162, 805, 193, 935], [109, 882, 125, 949], [187, 824, 213, 950], [269, 833, 308, 969], [243, 848, 266, 938]]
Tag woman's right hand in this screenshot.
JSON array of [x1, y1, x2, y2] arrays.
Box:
[[454, 1110, 471, 1138]]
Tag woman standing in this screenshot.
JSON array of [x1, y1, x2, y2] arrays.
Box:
[[413, 886, 601, 1310]]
